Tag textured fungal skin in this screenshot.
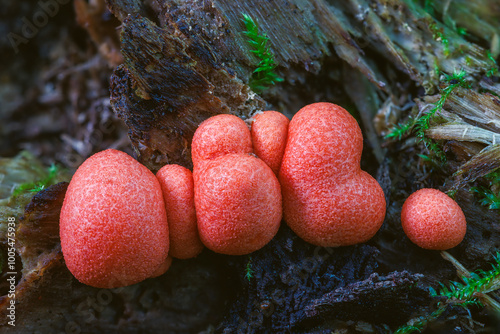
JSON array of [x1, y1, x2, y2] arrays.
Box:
[[279, 102, 386, 247], [156, 164, 203, 259], [191, 114, 253, 168], [60, 149, 169, 288], [250, 110, 289, 175], [401, 188, 467, 250], [281, 103, 363, 183], [194, 153, 282, 255]]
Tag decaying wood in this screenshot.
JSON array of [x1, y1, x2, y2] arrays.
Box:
[[453, 145, 500, 188], [0, 183, 68, 327], [107, 0, 392, 169], [427, 123, 500, 146], [302, 271, 430, 328], [2, 0, 500, 332], [213, 227, 421, 332], [107, 0, 497, 172], [110, 14, 266, 170], [413, 82, 500, 190]]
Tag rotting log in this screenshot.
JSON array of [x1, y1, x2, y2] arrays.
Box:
[[104, 0, 498, 172], [1, 0, 498, 332]]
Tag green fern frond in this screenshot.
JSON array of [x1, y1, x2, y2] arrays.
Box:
[[242, 14, 283, 94]]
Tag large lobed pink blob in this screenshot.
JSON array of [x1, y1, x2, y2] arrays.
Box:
[[282, 171, 386, 247], [156, 164, 203, 259], [280, 102, 363, 184], [279, 102, 386, 247], [60, 149, 169, 288], [401, 188, 467, 250], [250, 110, 289, 176], [194, 153, 282, 255], [191, 114, 253, 169]]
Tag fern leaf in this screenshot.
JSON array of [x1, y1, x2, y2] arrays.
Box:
[[241, 14, 283, 94]]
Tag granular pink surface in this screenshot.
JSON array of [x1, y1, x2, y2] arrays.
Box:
[[191, 114, 253, 169], [194, 153, 282, 255], [279, 103, 386, 247], [60, 149, 169, 288], [157, 164, 203, 259], [250, 110, 289, 175], [401, 188, 467, 250]]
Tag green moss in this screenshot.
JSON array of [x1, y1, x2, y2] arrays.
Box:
[[418, 70, 470, 161], [0, 152, 71, 247], [433, 62, 441, 77], [429, 22, 450, 57], [446, 189, 458, 199], [386, 69, 470, 162], [464, 55, 472, 66], [245, 256, 254, 281], [431, 253, 500, 309], [11, 163, 60, 199], [395, 307, 445, 334], [423, 0, 434, 15], [242, 14, 283, 94], [485, 50, 499, 77], [384, 118, 415, 141], [396, 253, 500, 333], [456, 27, 467, 36], [471, 168, 500, 210]]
